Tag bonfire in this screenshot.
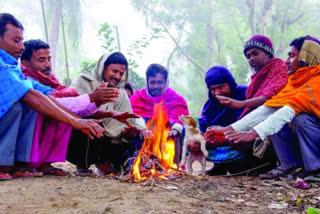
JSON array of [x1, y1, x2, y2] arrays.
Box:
[[123, 101, 185, 183]]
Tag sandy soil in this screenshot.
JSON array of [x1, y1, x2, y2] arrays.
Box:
[[1, 162, 320, 214]]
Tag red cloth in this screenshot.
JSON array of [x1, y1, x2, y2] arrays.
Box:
[[130, 88, 189, 124], [240, 58, 288, 117], [21, 65, 79, 97]]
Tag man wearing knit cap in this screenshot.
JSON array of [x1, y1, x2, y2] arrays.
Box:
[[208, 35, 320, 182], [216, 35, 288, 118]]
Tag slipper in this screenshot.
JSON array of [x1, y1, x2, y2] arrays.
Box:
[[304, 172, 320, 182], [259, 167, 296, 179], [43, 167, 69, 176], [11, 169, 37, 178], [0, 172, 12, 180]]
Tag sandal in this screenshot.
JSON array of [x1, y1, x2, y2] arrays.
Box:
[[43, 167, 69, 176], [259, 167, 296, 179], [0, 172, 12, 180], [304, 170, 320, 182], [11, 169, 39, 178]]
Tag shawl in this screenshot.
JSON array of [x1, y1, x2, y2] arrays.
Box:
[[21, 65, 79, 98], [199, 66, 247, 132], [130, 88, 189, 124], [0, 49, 52, 118], [265, 36, 320, 117], [240, 58, 288, 117], [71, 53, 143, 137]]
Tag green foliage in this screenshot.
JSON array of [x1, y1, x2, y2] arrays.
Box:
[[71, 59, 97, 80], [131, 0, 320, 114], [98, 22, 117, 53]]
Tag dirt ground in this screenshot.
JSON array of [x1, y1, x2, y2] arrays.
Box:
[[1, 162, 320, 214]]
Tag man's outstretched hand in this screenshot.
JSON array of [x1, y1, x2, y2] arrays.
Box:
[[112, 112, 139, 127], [225, 129, 258, 144], [72, 118, 105, 140], [216, 95, 244, 109], [89, 82, 120, 107]]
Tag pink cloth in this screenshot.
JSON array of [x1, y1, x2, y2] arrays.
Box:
[[29, 95, 95, 167], [29, 116, 72, 166], [240, 58, 288, 117], [130, 88, 189, 124]]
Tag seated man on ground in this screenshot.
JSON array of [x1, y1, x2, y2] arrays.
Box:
[[130, 64, 189, 164], [67, 52, 150, 176], [195, 66, 248, 175], [216, 35, 288, 118], [208, 35, 320, 181], [0, 13, 105, 180], [203, 35, 288, 175], [21, 39, 137, 176]]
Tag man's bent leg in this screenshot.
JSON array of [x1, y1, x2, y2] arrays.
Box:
[[15, 104, 37, 162], [0, 103, 23, 165], [293, 114, 320, 171], [270, 124, 302, 171]]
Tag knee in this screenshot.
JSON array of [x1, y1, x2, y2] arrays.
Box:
[[293, 114, 316, 130], [9, 102, 23, 116], [293, 114, 308, 129]]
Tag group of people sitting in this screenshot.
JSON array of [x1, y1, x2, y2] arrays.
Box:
[[1, 12, 320, 184]]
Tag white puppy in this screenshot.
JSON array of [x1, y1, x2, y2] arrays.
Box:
[[179, 115, 208, 175]]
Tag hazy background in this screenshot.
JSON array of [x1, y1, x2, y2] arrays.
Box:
[[1, 0, 320, 115]]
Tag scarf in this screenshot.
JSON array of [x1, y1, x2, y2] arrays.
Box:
[[199, 66, 247, 132], [130, 88, 189, 124], [21, 64, 79, 98], [240, 58, 288, 117], [265, 36, 320, 117]]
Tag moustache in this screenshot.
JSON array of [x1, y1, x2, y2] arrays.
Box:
[[43, 67, 51, 72], [110, 77, 120, 83]]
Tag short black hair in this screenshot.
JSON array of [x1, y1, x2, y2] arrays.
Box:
[[124, 83, 133, 95], [146, 64, 168, 81], [103, 52, 128, 71], [290, 36, 306, 52], [21, 39, 50, 61], [0, 13, 23, 37]]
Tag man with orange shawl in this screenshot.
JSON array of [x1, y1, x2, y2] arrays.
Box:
[[207, 36, 320, 181]]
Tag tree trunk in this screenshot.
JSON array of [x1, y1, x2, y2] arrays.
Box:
[[40, 0, 49, 43], [58, 0, 71, 86], [49, 2, 60, 72], [205, 0, 213, 71]]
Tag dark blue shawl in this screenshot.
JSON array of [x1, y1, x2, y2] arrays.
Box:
[[199, 66, 247, 132]]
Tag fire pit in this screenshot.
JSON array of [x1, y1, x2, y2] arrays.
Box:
[[122, 102, 185, 183]]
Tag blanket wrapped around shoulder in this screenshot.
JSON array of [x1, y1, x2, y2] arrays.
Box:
[[130, 88, 189, 124], [265, 65, 320, 117]]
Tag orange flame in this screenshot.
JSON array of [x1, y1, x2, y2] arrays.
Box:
[[132, 101, 178, 182]]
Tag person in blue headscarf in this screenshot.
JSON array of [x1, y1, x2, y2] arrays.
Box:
[[196, 66, 249, 175], [199, 66, 247, 132]]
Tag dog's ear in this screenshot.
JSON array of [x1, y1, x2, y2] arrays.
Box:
[[189, 117, 197, 128]]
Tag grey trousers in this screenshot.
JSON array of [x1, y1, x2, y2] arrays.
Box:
[[271, 114, 320, 171], [0, 102, 37, 165]]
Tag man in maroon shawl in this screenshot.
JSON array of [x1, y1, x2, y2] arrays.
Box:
[[130, 64, 189, 163], [20, 39, 120, 176], [216, 35, 288, 117]]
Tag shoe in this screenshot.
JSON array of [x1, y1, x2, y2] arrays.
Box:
[[0, 172, 12, 180], [38, 164, 69, 176], [259, 167, 297, 179], [10, 169, 38, 178]]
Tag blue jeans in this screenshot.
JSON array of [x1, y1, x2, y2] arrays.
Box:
[[0, 102, 36, 165]]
